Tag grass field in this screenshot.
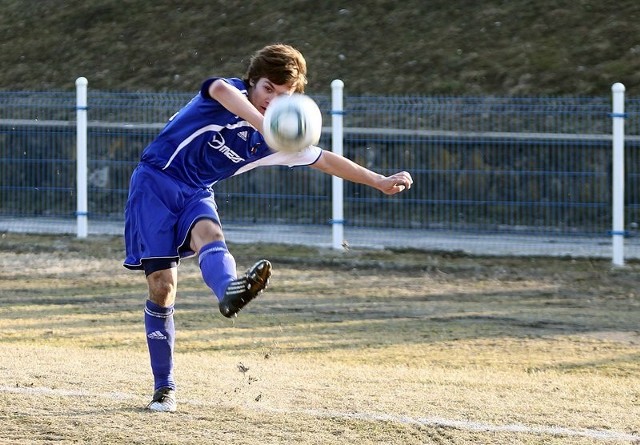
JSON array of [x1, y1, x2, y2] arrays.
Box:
[[1, 233, 639, 444]]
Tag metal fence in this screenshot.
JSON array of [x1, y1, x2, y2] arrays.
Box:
[[1, 87, 640, 258]]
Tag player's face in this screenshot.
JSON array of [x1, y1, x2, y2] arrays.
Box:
[[249, 78, 296, 115]]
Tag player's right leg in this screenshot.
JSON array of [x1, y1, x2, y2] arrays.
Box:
[[143, 263, 178, 412], [123, 164, 185, 412]]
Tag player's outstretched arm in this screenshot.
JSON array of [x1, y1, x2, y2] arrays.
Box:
[[311, 150, 412, 195]]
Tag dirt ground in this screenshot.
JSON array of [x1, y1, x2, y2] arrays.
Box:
[[0, 233, 639, 444]]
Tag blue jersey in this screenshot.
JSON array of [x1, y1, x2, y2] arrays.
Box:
[[124, 77, 323, 270], [140, 77, 322, 187]]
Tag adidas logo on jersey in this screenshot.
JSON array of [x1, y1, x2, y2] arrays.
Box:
[[147, 330, 167, 340], [238, 131, 248, 141]]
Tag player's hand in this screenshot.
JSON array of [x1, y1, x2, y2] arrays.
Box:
[[379, 171, 413, 195]]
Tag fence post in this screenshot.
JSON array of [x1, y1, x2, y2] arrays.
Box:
[[331, 80, 345, 250], [76, 77, 88, 238], [611, 82, 625, 266]]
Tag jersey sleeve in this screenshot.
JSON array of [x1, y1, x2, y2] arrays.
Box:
[[200, 77, 247, 100], [231, 145, 324, 178], [271, 145, 323, 167]]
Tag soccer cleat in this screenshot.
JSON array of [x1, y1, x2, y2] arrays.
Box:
[[146, 387, 177, 412], [219, 259, 272, 318]]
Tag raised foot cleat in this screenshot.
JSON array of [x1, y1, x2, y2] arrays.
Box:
[[219, 259, 272, 318], [146, 387, 177, 412]]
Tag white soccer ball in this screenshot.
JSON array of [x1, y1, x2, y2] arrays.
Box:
[[262, 94, 322, 153]]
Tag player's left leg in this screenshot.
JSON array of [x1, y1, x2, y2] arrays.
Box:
[[190, 219, 236, 298], [218, 259, 272, 317], [190, 219, 272, 318]]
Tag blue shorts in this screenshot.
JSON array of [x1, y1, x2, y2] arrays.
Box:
[[123, 163, 221, 270]]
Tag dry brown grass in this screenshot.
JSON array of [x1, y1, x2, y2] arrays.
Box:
[[0, 233, 639, 444]]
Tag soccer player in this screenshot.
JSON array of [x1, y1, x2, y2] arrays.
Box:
[[123, 43, 413, 412]]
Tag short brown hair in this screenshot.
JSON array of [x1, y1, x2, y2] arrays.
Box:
[[243, 44, 308, 93]]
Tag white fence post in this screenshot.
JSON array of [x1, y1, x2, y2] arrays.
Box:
[[76, 77, 88, 238], [611, 82, 626, 266], [331, 79, 345, 250]]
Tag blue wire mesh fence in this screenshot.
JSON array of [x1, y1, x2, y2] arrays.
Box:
[[1, 89, 640, 255]]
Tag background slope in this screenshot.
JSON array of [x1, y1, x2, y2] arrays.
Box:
[[1, 0, 640, 95]]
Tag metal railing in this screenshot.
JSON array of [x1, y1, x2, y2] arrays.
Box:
[[1, 82, 639, 261]]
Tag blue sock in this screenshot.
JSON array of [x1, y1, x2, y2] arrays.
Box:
[[144, 300, 176, 391], [198, 240, 237, 301]]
